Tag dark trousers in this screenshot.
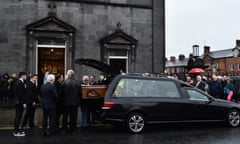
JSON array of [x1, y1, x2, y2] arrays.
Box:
[[22, 104, 36, 128], [14, 104, 24, 132], [56, 104, 63, 129], [42, 108, 56, 133], [62, 105, 78, 132], [80, 104, 89, 127]]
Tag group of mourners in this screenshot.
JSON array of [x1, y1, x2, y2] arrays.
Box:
[[184, 74, 240, 101], [9, 70, 240, 137], [12, 70, 105, 137]]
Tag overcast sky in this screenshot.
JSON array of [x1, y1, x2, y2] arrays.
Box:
[[166, 0, 240, 58]]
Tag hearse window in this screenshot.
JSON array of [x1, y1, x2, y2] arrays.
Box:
[[186, 89, 209, 101], [113, 78, 180, 98]]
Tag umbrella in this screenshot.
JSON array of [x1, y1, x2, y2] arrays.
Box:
[[188, 68, 205, 74]]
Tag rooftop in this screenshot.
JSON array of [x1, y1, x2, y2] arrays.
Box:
[[208, 48, 233, 59], [165, 47, 236, 68]]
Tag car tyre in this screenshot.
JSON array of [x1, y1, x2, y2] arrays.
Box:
[[126, 113, 145, 133], [227, 109, 240, 127]]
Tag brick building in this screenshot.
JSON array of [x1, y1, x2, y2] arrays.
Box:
[[203, 40, 240, 76], [165, 55, 189, 75], [0, 0, 165, 83], [165, 40, 240, 77]]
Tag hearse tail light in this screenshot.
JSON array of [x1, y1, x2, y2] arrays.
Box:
[[102, 101, 115, 109]]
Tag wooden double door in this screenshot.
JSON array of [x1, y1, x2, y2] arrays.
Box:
[[38, 48, 65, 84]]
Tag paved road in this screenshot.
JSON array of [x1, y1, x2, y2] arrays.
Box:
[[1, 123, 240, 144]]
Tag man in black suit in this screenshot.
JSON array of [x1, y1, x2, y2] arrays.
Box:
[[13, 72, 27, 137], [194, 75, 206, 92], [61, 70, 82, 134], [21, 74, 39, 129], [40, 74, 58, 136]]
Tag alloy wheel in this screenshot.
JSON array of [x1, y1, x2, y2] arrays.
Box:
[[228, 109, 240, 127], [127, 113, 145, 133]]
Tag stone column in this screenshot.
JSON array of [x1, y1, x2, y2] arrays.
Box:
[[152, 0, 165, 73]]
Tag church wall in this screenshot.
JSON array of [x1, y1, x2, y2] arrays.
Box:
[[0, 0, 164, 77]]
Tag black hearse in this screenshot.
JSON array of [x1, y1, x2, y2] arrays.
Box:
[[101, 74, 240, 133]]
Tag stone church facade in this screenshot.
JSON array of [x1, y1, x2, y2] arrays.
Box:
[[0, 0, 165, 80]]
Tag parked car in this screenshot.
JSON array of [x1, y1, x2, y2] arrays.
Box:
[[101, 74, 240, 133]]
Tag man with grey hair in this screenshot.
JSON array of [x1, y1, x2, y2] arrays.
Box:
[[61, 69, 82, 134], [194, 75, 206, 92], [40, 74, 58, 136], [67, 69, 75, 77]]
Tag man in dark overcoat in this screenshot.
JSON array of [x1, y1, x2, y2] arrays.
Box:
[[61, 69, 82, 134], [21, 74, 39, 129], [40, 74, 58, 136]]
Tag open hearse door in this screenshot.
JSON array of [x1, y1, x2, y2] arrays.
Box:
[[75, 58, 118, 99]]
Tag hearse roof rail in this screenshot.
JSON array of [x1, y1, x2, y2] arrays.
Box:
[[127, 73, 168, 78]]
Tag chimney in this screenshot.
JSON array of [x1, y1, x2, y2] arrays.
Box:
[[236, 40, 240, 47], [170, 56, 176, 62], [179, 54, 185, 61], [192, 45, 199, 57], [204, 46, 210, 56]]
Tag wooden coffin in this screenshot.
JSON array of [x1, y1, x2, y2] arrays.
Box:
[[81, 85, 108, 99]]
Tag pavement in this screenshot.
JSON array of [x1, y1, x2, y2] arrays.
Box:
[[1, 123, 240, 144], [0, 125, 124, 144]]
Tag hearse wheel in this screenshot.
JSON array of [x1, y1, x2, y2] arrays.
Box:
[[227, 109, 240, 127], [126, 113, 145, 133]]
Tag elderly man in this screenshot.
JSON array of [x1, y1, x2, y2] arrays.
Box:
[[194, 75, 207, 92], [40, 74, 58, 136], [61, 70, 82, 134]]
